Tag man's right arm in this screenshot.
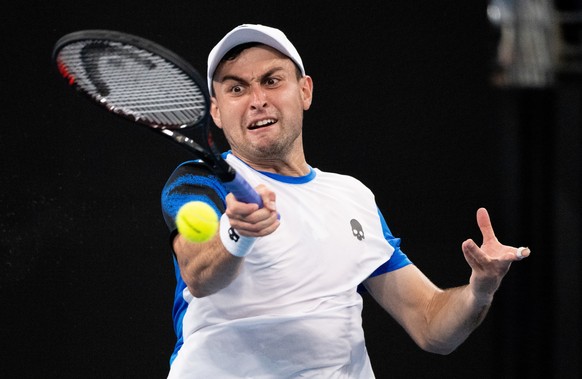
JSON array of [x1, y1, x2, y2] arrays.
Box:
[[173, 232, 244, 298], [173, 186, 279, 298]]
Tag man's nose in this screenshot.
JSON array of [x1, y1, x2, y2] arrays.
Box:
[[249, 85, 267, 109]]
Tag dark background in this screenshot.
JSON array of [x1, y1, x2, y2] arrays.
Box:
[[1, 1, 580, 378]]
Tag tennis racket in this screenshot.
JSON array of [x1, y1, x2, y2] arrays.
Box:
[[52, 29, 262, 206]]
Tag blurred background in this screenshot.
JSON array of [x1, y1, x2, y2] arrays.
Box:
[[1, 1, 580, 377]]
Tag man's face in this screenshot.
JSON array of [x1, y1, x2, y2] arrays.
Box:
[[210, 45, 313, 165]]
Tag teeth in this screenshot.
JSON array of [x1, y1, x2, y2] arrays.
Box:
[[253, 119, 275, 127]]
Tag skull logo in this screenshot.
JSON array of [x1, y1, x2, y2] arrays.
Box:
[[350, 219, 365, 241]]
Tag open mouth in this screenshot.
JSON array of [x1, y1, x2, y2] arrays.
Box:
[[248, 119, 277, 130]]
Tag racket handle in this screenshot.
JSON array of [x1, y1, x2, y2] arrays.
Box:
[[223, 172, 264, 207]]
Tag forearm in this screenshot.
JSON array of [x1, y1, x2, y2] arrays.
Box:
[[173, 233, 243, 298], [422, 285, 493, 354]]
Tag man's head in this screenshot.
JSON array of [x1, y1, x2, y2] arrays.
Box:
[[207, 24, 305, 96], [206, 25, 313, 170]]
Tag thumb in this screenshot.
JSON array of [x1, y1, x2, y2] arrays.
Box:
[[256, 184, 277, 212]]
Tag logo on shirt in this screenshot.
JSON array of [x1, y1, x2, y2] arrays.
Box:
[[350, 219, 365, 241]]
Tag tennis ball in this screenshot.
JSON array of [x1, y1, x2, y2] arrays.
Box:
[[176, 201, 219, 243]]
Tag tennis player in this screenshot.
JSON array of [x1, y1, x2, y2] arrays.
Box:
[[161, 24, 530, 378]]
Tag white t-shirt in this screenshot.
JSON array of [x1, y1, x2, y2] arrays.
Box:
[[165, 154, 408, 379]]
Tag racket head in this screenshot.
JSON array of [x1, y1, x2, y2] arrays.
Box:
[[52, 30, 210, 131]]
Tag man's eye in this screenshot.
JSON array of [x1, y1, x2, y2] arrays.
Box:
[[230, 85, 243, 94], [265, 78, 279, 86]]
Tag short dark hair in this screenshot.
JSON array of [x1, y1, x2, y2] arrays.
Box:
[[221, 42, 263, 63]]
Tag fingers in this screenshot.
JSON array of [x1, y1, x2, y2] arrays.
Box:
[[461, 239, 496, 270], [474, 208, 531, 261], [225, 184, 279, 237], [461, 239, 482, 268], [257, 184, 277, 212], [463, 236, 530, 267], [476, 207, 497, 244], [516, 246, 531, 260]]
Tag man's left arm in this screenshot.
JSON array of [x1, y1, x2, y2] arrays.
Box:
[[363, 207, 530, 354]]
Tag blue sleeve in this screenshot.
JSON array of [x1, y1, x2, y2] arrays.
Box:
[[161, 161, 229, 363], [369, 209, 412, 277], [161, 160, 228, 233]]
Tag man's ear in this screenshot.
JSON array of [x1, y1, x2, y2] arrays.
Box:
[[210, 97, 222, 129], [300, 75, 314, 111]]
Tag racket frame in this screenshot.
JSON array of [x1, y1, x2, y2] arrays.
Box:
[[52, 30, 236, 182], [53, 30, 263, 205]]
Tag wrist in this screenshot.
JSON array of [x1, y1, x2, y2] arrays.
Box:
[[219, 213, 257, 257], [467, 283, 495, 306]]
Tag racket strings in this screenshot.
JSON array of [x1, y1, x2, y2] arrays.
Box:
[[57, 41, 206, 127]]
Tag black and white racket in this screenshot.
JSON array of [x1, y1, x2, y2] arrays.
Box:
[[52, 29, 262, 206]]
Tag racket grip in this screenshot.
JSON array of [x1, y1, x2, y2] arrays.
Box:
[[223, 173, 264, 207]]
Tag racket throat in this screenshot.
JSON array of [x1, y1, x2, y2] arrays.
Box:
[[161, 129, 235, 182]]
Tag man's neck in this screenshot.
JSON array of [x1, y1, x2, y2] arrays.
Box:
[[232, 150, 310, 177]]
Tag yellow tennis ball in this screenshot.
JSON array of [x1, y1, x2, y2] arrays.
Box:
[[176, 201, 219, 243]]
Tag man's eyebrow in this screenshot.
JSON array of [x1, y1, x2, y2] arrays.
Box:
[[260, 67, 286, 79], [219, 67, 287, 84], [219, 74, 246, 84]]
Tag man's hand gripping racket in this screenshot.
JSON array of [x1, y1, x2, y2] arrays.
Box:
[[52, 29, 263, 207]]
